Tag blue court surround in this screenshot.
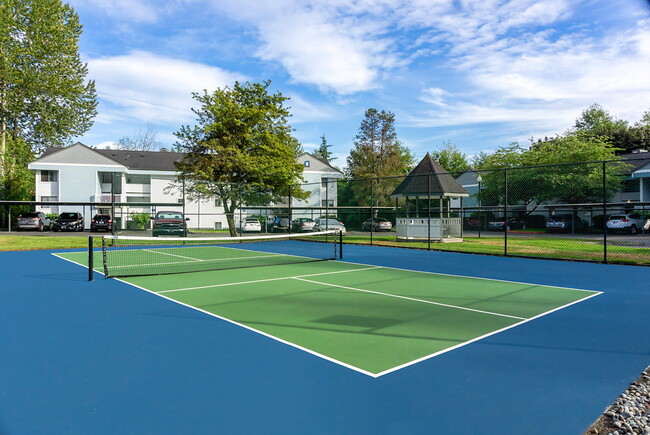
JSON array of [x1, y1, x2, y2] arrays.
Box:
[[0, 244, 648, 434]]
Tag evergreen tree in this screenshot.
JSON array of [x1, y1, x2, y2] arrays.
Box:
[[346, 108, 413, 208], [313, 135, 335, 162], [0, 0, 97, 181]]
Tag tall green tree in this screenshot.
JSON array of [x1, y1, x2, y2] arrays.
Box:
[[346, 108, 414, 208], [174, 81, 307, 236], [430, 141, 470, 174], [313, 134, 335, 162], [477, 136, 626, 211], [571, 104, 643, 153], [0, 0, 97, 181]]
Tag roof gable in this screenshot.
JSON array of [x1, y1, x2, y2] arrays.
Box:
[[391, 153, 469, 198], [33, 143, 123, 167]]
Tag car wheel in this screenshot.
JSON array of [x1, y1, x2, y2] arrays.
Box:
[[629, 225, 638, 235], [53, 228, 58, 232]]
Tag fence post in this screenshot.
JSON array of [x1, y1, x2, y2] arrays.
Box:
[[504, 168, 508, 256], [427, 174, 431, 250], [88, 236, 94, 282], [603, 161, 607, 263], [370, 178, 374, 246], [288, 184, 293, 234]]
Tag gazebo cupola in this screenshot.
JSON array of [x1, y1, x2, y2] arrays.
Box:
[[390, 153, 469, 242]]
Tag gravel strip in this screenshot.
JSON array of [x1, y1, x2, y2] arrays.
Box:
[[585, 366, 650, 435]]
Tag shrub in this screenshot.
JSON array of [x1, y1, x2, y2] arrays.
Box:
[[130, 213, 151, 230]]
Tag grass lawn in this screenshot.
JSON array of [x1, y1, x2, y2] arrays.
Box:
[[0, 235, 101, 251], [1, 233, 648, 265], [342, 235, 650, 265]]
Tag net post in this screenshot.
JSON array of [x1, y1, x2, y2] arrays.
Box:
[[88, 236, 94, 281], [339, 229, 343, 259]]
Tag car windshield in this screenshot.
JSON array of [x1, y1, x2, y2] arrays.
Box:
[[609, 215, 626, 220], [20, 212, 39, 218], [245, 218, 258, 222], [59, 213, 77, 219], [157, 212, 183, 219], [321, 219, 340, 225]]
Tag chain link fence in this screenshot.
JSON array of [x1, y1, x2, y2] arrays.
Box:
[[2, 156, 649, 265]]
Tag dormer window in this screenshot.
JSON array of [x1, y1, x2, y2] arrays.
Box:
[[304, 160, 310, 167]]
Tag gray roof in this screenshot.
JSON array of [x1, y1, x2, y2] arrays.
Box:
[[38, 143, 185, 171], [391, 153, 469, 198], [620, 151, 650, 175]]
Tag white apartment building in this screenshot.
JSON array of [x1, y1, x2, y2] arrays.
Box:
[[28, 143, 342, 230]]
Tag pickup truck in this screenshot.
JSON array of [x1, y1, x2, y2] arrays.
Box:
[[151, 211, 189, 237]]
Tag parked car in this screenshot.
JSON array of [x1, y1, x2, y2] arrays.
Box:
[[313, 218, 346, 235], [488, 217, 527, 231], [269, 215, 291, 233], [240, 217, 262, 233], [151, 211, 188, 237], [606, 213, 647, 235], [52, 212, 84, 232], [546, 215, 589, 233], [291, 218, 316, 232], [16, 211, 51, 231], [361, 218, 393, 232], [90, 214, 113, 232]]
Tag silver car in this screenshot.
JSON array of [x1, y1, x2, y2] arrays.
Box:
[[313, 218, 346, 235], [17, 211, 51, 231], [606, 213, 647, 234]]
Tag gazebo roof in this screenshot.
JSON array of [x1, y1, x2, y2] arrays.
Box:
[[390, 153, 469, 198]]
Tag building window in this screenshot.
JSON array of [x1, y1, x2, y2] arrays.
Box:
[[41, 170, 58, 182], [215, 199, 222, 207], [321, 200, 334, 207], [41, 196, 58, 202], [214, 222, 222, 230], [99, 172, 112, 184], [304, 160, 310, 167], [177, 198, 184, 204], [125, 174, 151, 185], [126, 196, 150, 203], [322, 178, 332, 188]]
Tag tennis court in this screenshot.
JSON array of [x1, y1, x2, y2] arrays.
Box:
[[55, 232, 600, 377]]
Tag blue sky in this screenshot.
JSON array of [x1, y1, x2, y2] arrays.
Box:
[[69, 0, 650, 166]]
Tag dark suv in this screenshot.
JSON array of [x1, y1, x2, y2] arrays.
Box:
[[90, 214, 113, 232], [53, 212, 84, 232], [151, 211, 188, 237]]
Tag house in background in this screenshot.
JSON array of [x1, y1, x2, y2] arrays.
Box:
[[28, 143, 342, 230]]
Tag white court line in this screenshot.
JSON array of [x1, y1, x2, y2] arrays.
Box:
[[52, 252, 603, 378], [143, 248, 201, 261], [293, 277, 526, 320], [159, 266, 382, 293], [109, 253, 287, 269], [336, 259, 598, 293]]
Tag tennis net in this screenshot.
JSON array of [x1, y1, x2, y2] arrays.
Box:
[[100, 230, 342, 278]]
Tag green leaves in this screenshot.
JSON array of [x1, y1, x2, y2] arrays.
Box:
[[0, 0, 97, 185], [174, 81, 305, 236]]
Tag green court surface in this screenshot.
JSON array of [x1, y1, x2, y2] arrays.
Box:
[[56, 250, 600, 376]]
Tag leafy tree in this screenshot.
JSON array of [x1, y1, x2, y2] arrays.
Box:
[[571, 104, 642, 154], [117, 125, 162, 151], [0, 0, 97, 182], [477, 136, 626, 212], [174, 81, 307, 236], [430, 141, 470, 174], [313, 134, 335, 162], [346, 108, 414, 208]]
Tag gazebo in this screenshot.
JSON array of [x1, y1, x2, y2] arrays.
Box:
[[390, 153, 469, 242]]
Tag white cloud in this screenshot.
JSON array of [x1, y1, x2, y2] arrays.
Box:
[[203, 0, 402, 94], [87, 51, 246, 125]]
